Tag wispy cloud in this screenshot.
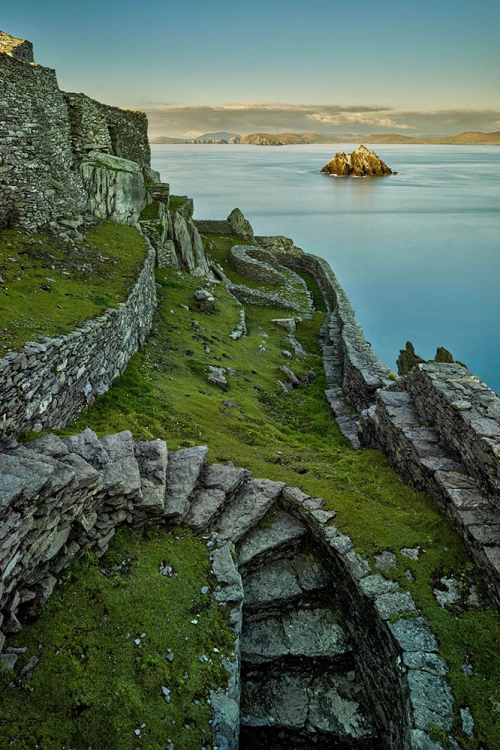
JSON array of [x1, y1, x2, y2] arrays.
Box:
[[142, 102, 500, 138]]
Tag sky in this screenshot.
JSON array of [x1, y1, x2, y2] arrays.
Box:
[[3, 0, 500, 137]]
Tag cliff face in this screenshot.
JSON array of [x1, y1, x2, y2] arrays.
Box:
[[321, 145, 393, 176]]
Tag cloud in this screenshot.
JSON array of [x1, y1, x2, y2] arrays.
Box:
[[142, 102, 500, 138]]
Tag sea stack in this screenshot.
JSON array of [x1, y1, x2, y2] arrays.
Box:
[[321, 145, 393, 176]]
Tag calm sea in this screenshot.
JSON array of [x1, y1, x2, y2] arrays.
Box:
[[151, 144, 500, 393]]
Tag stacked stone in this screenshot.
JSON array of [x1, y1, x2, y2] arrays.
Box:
[[229, 245, 287, 285], [359, 369, 500, 606], [0, 244, 156, 439], [0, 50, 87, 230], [0, 429, 456, 749]]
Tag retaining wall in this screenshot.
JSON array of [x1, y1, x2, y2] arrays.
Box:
[[0, 243, 157, 440]]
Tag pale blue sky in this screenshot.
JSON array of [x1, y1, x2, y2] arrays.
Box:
[[3, 0, 499, 135]]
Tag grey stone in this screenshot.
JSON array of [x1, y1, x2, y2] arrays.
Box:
[[343, 550, 371, 580], [212, 545, 241, 587], [100, 431, 142, 500], [407, 670, 453, 731], [210, 690, 240, 750], [308, 672, 374, 738], [215, 478, 284, 544], [134, 439, 168, 517], [284, 607, 351, 658], [374, 591, 417, 620], [374, 550, 397, 571], [237, 511, 306, 567], [242, 672, 310, 728], [184, 488, 227, 532], [293, 553, 329, 591], [228, 208, 253, 237], [360, 574, 399, 600], [164, 445, 208, 522], [272, 318, 296, 333], [403, 652, 449, 676], [0, 652, 18, 671], [433, 577, 461, 608], [243, 557, 303, 610], [389, 617, 438, 652], [460, 706, 474, 736], [411, 729, 445, 749]]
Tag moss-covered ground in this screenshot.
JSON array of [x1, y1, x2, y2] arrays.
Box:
[[0, 527, 234, 750], [4, 231, 500, 748], [0, 220, 147, 351]]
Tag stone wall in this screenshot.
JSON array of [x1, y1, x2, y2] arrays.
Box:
[[0, 243, 157, 440], [258, 238, 393, 410], [229, 245, 287, 285], [65, 92, 150, 168], [406, 364, 500, 503], [196, 219, 232, 234], [0, 48, 87, 230]]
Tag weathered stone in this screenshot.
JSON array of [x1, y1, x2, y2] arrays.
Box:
[[237, 511, 306, 567], [134, 439, 168, 517], [163, 446, 208, 522], [389, 617, 438, 653], [215, 478, 284, 543]]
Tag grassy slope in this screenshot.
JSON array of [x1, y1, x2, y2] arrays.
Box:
[[0, 221, 147, 352], [4, 232, 500, 748], [0, 527, 234, 750]]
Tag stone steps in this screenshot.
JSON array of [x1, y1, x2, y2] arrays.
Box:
[[214, 477, 285, 544], [183, 462, 250, 532], [241, 550, 329, 614], [240, 667, 376, 748], [321, 312, 361, 449], [241, 605, 354, 667], [236, 509, 307, 569], [360, 389, 500, 605]]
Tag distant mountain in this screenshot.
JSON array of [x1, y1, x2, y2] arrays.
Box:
[[363, 131, 500, 145], [198, 131, 241, 141], [150, 130, 500, 146]]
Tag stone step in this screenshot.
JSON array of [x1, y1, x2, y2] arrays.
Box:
[[361, 390, 500, 605], [133, 439, 168, 521], [183, 462, 250, 532], [240, 667, 375, 746], [242, 551, 329, 613], [163, 445, 208, 522], [325, 388, 361, 450], [236, 510, 307, 569], [214, 478, 285, 544], [241, 605, 353, 666]]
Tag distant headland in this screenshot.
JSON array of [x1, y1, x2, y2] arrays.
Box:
[[150, 130, 500, 146]]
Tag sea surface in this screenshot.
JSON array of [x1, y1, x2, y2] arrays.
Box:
[[151, 144, 500, 393]]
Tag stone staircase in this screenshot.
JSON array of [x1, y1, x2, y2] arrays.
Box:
[[0, 428, 457, 749], [321, 313, 361, 449], [236, 512, 375, 748], [360, 385, 500, 607]]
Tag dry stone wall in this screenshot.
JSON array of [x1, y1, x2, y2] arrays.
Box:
[[0, 49, 86, 230], [0, 243, 156, 440]]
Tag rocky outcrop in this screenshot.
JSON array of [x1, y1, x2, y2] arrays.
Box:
[[80, 151, 147, 225], [321, 145, 393, 177], [0, 30, 33, 62]]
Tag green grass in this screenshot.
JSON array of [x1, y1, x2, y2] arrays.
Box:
[[10, 232, 500, 747], [0, 221, 147, 351], [0, 526, 234, 750], [139, 201, 160, 221]]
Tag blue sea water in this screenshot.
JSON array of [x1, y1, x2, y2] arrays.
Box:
[[151, 144, 500, 393]]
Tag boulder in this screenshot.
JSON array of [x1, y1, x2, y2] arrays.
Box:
[[228, 208, 254, 237], [321, 145, 393, 177], [80, 152, 146, 224]]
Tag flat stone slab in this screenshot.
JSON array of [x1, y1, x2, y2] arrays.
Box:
[[308, 672, 374, 738], [134, 439, 168, 516], [215, 478, 285, 544], [183, 488, 227, 532], [241, 669, 374, 739], [236, 510, 306, 567], [243, 553, 328, 611], [163, 445, 208, 522], [241, 606, 351, 663]]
